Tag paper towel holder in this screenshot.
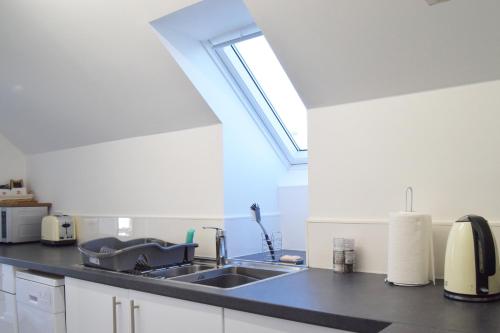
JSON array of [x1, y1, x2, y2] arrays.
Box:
[[405, 186, 414, 212]]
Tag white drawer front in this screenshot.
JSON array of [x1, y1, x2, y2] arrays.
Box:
[[15, 278, 65, 314]]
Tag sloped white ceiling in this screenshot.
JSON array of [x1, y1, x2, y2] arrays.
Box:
[[0, 0, 219, 154], [245, 0, 500, 108]]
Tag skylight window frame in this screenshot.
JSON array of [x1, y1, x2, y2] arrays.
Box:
[[211, 32, 308, 165], [231, 44, 304, 152]]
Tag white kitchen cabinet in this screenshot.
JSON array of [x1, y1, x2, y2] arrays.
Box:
[[66, 278, 353, 333], [129, 290, 223, 333], [0, 264, 18, 333], [65, 278, 130, 333], [0, 291, 18, 333], [224, 309, 354, 333], [66, 278, 223, 333], [0, 264, 17, 294]]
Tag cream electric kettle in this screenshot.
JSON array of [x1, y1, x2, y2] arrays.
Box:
[[444, 215, 500, 302]]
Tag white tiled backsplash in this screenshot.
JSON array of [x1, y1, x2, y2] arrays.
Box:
[[307, 218, 500, 277], [76, 216, 223, 258], [224, 214, 281, 258]]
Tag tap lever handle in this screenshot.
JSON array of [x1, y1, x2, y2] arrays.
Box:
[[202, 226, 224, 236]]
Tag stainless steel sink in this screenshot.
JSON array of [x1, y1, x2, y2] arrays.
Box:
[[171, 262, 305, 289], [143, 264, 214, 279], [78, 260, 305, 289]]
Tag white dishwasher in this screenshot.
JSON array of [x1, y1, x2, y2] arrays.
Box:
[[0, 264, 19, 333], [15, 270, 66, 333]]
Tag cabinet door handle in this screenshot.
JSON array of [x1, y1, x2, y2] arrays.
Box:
[[130, 300, 140, 333], [112, 296, 121, 333]]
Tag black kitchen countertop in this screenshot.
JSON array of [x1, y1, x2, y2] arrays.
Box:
[[1, 243, 499, 333]]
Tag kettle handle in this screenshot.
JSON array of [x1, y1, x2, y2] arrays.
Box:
[[469, 215, 496, 294]]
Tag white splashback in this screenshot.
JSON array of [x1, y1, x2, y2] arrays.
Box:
[[307, 219, 500, 278], [76, 216, 223, 258], [224, 214, 280, 258], [77, 213, 284, 259]]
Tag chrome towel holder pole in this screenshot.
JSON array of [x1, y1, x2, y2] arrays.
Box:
[[405, 186, 414, 212]]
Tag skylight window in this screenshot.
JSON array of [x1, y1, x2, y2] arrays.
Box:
[[213, 33, 308, 163]]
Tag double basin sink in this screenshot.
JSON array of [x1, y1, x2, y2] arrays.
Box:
[[141, 261, 305, 289]]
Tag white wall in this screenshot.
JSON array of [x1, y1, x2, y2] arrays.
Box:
[[151, 0, 286, 216], [278, 165, 308, 251], [27, 125, 224, 256], [150, 0, 289, 256], [308, 80, 500, 274], [0, 132, 25, 184]]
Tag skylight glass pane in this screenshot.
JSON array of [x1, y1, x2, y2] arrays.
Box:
[[233, 36, 308, 150]]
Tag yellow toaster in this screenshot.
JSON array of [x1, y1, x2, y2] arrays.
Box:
[[41, 215, 77, 246]]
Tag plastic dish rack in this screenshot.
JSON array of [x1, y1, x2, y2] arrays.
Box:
[[78, 237, 198, 272]]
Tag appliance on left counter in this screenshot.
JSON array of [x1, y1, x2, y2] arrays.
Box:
[[41, 215, 77, 246], [0, 206, 50, 243]]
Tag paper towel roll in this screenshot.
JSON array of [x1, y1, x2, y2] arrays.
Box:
[[387, 212, 435, 286]]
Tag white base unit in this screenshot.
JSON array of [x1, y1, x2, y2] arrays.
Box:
[[16, 271, 66, 333], [129, 290, 223, 333], [66, 278, 354, 333], [0, 264, 19, 333], [0, 264, 17, 294], [224, 309, 354, 333], [0, 291, 18, 333], [65, 278, 129, 333], [65, 278, 223, 333]]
